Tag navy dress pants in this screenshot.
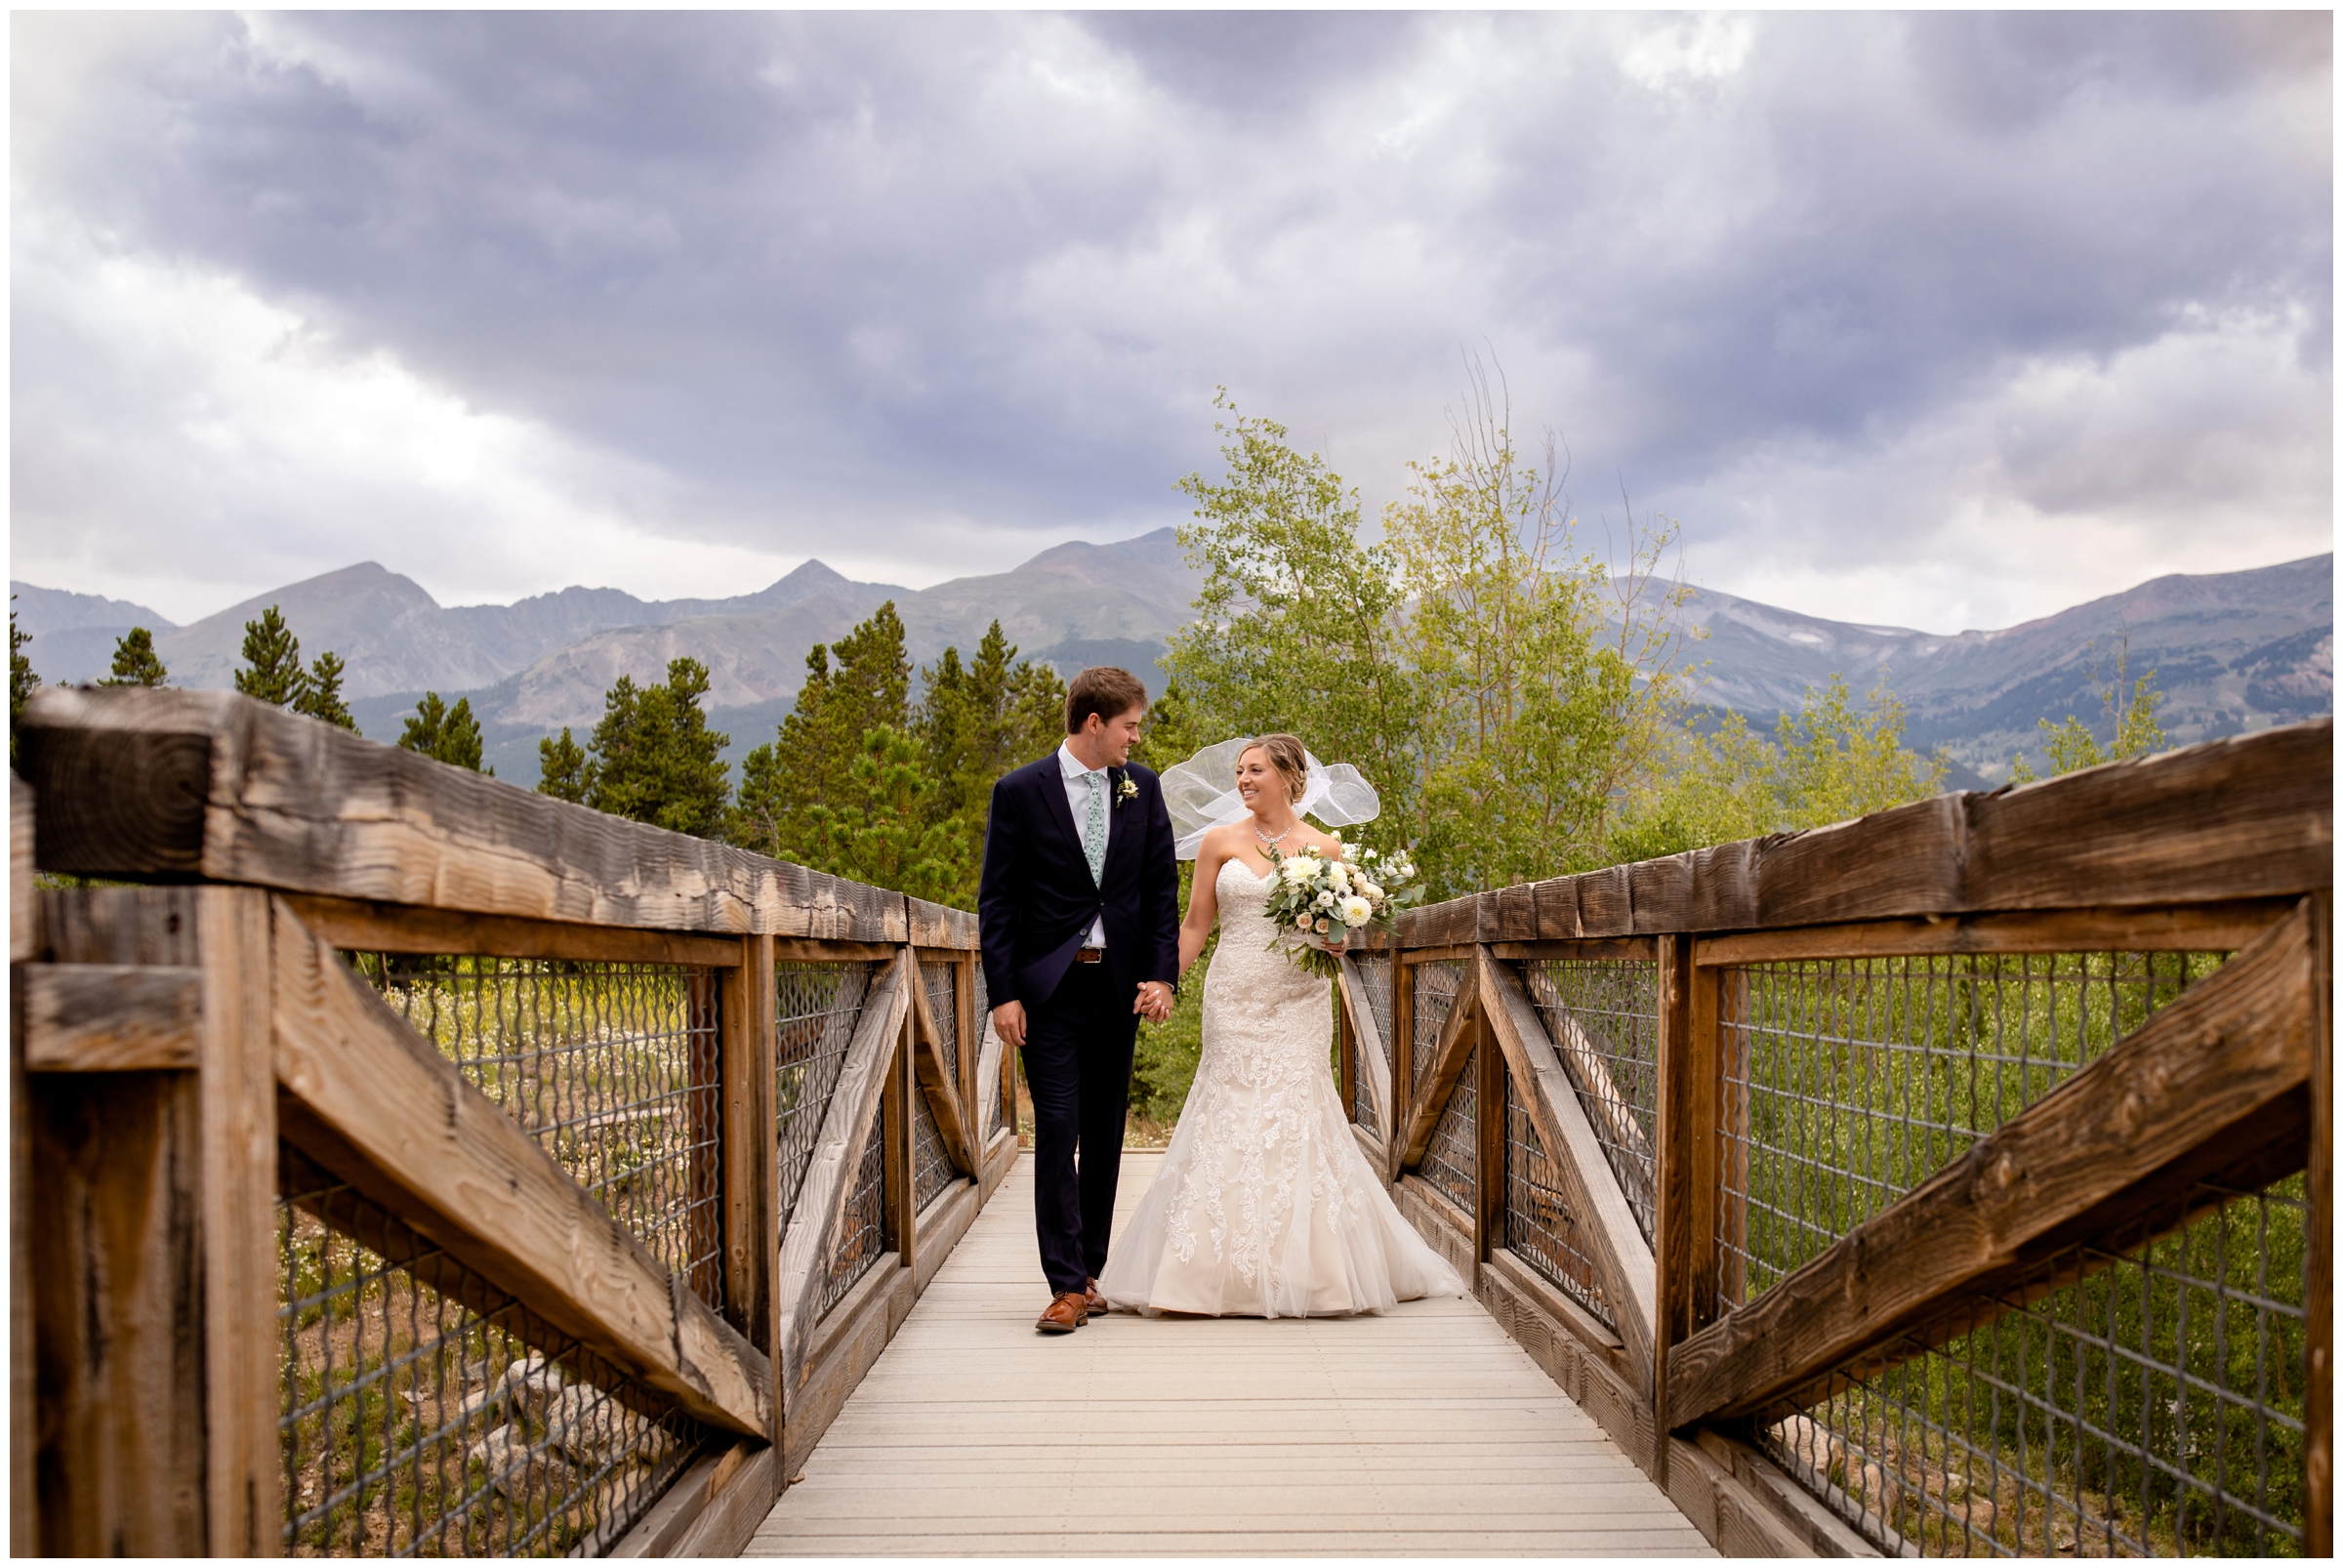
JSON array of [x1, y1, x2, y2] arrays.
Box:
[[1019, 960, 1138, 1295]]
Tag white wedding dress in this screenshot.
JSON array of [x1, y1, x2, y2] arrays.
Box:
[[1097, 858, 1465, 1317]]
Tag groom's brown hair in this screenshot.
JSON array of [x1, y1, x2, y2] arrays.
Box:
[[1065, 666, 1147, 733]]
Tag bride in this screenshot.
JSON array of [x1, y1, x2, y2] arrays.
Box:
[[1096, 733, 1464, 1317]]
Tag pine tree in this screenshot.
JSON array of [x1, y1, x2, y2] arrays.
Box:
[[729, 603, 913, 859], [1130, 678, 1201, 773], [799, 725, 972, 903], [399, 691, 488, 772], [909, 620, 1064, 845], [99, 627, 169, 687], [295, 650, 358, 731], [234, 605, 306, 707], [537, 727, 591, 803], [587, 659, 730, 837]]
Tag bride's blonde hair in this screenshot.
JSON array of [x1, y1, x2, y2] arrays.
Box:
[[1239, 733, 1310, 804]]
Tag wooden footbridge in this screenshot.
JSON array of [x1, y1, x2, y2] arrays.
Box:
[[12, 687, 2331, 1557]]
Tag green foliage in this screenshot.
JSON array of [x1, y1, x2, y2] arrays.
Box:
[[10, 600, 37, 765], [585, 659, 731, 836], [1609, 676, 1946, 860], [100, 626, 168, 687], [796, 726, 972, 904], [2012, 636, 2167, 782], [399, 692, 489, 773], [232, 605, 356, 729], [910, 620, 1065, 844], [728, 604, 913, 860], [1129, 678, 1203, 774], [1167, 392, 1422, 863], [727, 607, 1070, 905], [296, 649, 358, 731], [1166, 382, 1695, 897], [536, 728, 590, 804], [234, 604, 308, 706]]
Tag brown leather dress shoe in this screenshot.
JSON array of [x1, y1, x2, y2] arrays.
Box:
[[1084, 1278, 1109, 1316], [1036, 1291, 1089, 1334]]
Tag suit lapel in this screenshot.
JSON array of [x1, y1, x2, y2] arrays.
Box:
[[1036, 756, 1087, 862]]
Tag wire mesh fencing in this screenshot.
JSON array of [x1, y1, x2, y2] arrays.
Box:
[[1525, 958, 1659, 1244], [278, 1155, 699, 1557], [920, 960, 958, 1077], [1410, 959, 1465, 1096], [1349, 952, 1393, 1138], [1757, 1170, 2310, 1557], [1502, 1064, 1614, 1328], [821, 1121, 891, 1320], [1419, 1046, 1478, 1219], [347, 954, 723, 1309], [912, 1085, 957, 1214], [775, 961, 876, 1236], [1716, 949, 2232, 1311]]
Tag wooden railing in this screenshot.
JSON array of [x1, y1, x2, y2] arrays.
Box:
[[11, 687, 1018, 1556], [1337, 717, 2331, 1555]]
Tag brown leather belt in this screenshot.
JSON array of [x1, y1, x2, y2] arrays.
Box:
[[1075, 946, 1105, 964]]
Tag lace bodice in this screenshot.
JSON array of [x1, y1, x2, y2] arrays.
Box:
[[1095, 854, 1463, 1317]]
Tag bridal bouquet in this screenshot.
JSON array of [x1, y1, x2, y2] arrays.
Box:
[[1259, 842, 1425, 978]]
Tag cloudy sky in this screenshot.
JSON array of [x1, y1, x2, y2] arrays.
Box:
[[11, 11, 2332, 633]]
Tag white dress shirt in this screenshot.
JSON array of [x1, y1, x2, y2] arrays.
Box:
[[1056, 742, 1110, 947]]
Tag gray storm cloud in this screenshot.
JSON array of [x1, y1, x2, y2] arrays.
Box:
[[9, 11, 2330, 630]]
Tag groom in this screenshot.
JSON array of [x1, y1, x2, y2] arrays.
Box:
[[977, 667, 1180, 1335]]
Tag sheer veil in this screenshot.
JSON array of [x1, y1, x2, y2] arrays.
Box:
[[1158, 737, 1381, 860]]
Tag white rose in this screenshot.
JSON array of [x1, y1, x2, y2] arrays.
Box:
[[1313, 890, 1336, 909], [1338, 895, 1373, 925], [1329, 862, 1351, 892], [1357, 880, 1381, 901]]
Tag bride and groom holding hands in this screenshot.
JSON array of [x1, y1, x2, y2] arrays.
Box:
[[977, 667, 1462, 1335]]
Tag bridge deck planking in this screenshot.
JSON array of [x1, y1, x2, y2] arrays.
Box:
[[745, 1153, 1710, 1557]]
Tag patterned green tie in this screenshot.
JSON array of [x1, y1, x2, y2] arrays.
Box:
[[1083, 770, 1107, 887]]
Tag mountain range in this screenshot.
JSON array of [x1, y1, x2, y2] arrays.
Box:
[[13, 536, 2329, 788]]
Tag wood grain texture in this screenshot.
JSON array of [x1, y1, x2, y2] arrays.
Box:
[[196, 888, 280, 1557], [267, 899, 770, 1439], [1668, 898, 2321, 1427], [1653, 935, 1711, 1460], [1483, 883, 1539, 943], [903, 899, 979, 950], [1385, 720, 2331, 943], [1397, 958, 1480, 1169], [1690, 1427, 1880, 1557], [747, 1153, 1710, 1561], [724, 936, 778, 1368], [610, 1440, 773, 1558], [1336, 955, 1393, 1140], [1478, 949, 1659, 1389], [1478, 1254, 1651, 1472], [20, 964, 202, 1071], [27, 1068, 206, 1554], [906, 967, 975, 1174], [1694, 898, 2296, 967], [775, 952, 908, 1399], [282, 893, 744, 967], [18, 686, 912, 941]]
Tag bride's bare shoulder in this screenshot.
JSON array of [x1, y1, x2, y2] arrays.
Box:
[[1197, 822, 1248, 862]]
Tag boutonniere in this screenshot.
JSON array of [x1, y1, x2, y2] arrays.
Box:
[[1114, 773, 1138, 809]]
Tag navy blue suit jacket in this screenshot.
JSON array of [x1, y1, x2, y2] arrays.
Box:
[[977, 754, 1181, 1011]]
